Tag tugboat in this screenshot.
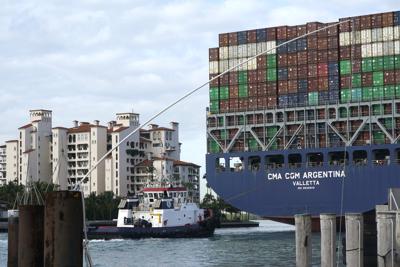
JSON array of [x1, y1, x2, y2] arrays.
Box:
[[87, 186, 215, 239]]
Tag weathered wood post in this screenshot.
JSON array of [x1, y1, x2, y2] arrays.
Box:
[[345, 213, 363, 267], [320, 213, 336, 267], [18, 205, 45, 267], [7, 210, 19, 267], [377, 211, 396, 267], [295, 214, 312, 267], [44, 191, 83, 267]]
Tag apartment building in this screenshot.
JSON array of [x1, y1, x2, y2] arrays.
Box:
[[5, 140, 18, 184], [0, 145, 6, 185]]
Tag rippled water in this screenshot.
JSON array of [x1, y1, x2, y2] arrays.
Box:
[[0, 220, 344, 266]]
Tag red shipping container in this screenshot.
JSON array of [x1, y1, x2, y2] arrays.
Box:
[[288, 67, 298, 79], [267, 82, 277, 95], [257, 69, 266, 83], [287, 54, 298, 66], [317, 23, 328, 37], [371, 13, 382, 28], [351, 45, 362, 59], [238, 99, 248, 111], [382, 12, 394, 27], [308, 64, 318, 77], [318, 77, 328, 90], [351, 60, 361, 73], [396, 70, 400, 83], [317, 50, 328, 63], [288, 80, 298, 93], [219, 73, 229, 86], [267, 96, 277, 108], [229, 85, 239, 98], [307, 22, 322, 33], [317, 38, 328, 50], [257, 83, 267, 96], [247, 70, 258, 84], [340, 46, 351, 60], [307, 51, 318, 64], [210, 74, 220, 87], [317, 63, 328, 77], [209, 48, 219, 61], [257, 56, 266, 69], [248, 97, 258, 108], [360, 15, 371, 30], [278, 54, 288, 67], [298, 65, 308, 79], [327, 37, 338, 49], [229, 72, 238, 85], [362, 73, 373, 87], [384, 70, 396, 85], [277, 26, 288, 40], [229, 98, 238, 110], [219, 33, 229, 47], [307, 36, 318, 50], [326, 23, 338, 37], [266, 28, 276, 41], [339, 18, 351, 32], [247, 30, 257, 43], [287, 26, 297, 39], [328, 50, 339, 61], [297, 51, 308, 65], [228, 32, 238, 46], [351, 16, 361, 31], [248, 83, 258, 97], [340, 76, 351, 88], [297, 25, 307, 36], [220, 100, 230, 112], [308, 78, 318, 91], [257, 97, 268, 109], [278, 81, 288, 94]]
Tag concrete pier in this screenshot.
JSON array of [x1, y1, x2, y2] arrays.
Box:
[[44, 191, 83, 267], [18, 205, 44, 267], [376, 211, 397, 267], [345, 213, 363, 267], [320, 214, 336, 267], [7, 210, 19, 267], [295, 214, 312, 267]]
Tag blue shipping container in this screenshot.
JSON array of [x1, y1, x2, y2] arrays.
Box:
[[256, 29, 267, 42], [277, 40, 287, 54], [328, 76, 339, 90], [238, 31, 247, 45], [394, 11, 400, 25], [328, 62, 339, 76], [287, 93, 298, 107], [296, 38, 307, 51], [298, 79, 308, 92], [287, 42, 297, 53], [278, 68, 288, 80], [297, 93, 308, 104], [278, 95, 288, 107]]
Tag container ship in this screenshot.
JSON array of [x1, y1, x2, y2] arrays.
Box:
[[205, 11, 400, 226]]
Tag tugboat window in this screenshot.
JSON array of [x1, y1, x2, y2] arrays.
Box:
[[216, 158, 226, 172], [353, 150, 367, 166], [229, 157, 244, 172], [328, 151, 348, 166], [288, 154, 302, 168], [265, 155, 284, 170], [307, 153, 323, 167], [248, 156, 261, 172], [373, 149, 390, 165]]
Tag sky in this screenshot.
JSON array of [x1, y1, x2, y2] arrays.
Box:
[[0, 0, 399, 194]]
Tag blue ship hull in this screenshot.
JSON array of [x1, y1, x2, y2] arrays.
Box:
[[205, 144, 400, 217]]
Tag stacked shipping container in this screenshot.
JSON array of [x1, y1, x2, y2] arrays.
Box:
[[208, 10, 400, 114]]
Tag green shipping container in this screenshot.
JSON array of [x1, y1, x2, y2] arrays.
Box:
[[238, 71, 248, 84], [219, 86, 229, 100], [395, 55, 400, 69], [384, 118, 393, 129], [308, 92, 318, 105], [340, 60, 351, 75], [209, 87, 219, 100], [395, 85, 400, 98], [372, 86, 384, 100], [238, 115, 244, 125], [373, 72, 384, 86], [238, 84, 248, 98], [218, 117, 224, 126], [209, 140, 220, 153], [209, 100, 219, 113], [372, 57, 384, 71], [267, 68, 277, 81], [266, 126, 278, 137], [340, 89, 351, 103], [372, 104, 383, 115], [220, 129, 227, 139], [362, 87, 373, 101], [352, 74, 361, 87], [248, 138, 258, 151], [362, 57, 373, 72], [383, 55, 395, 70], [339, 107, 347, 118], [373, 131, 385, 144], [384, 85, 395, 99], [351, 88, 362, 102], [266, 54, 277, 68]]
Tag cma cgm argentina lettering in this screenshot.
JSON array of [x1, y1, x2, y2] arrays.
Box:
[[205, 10, 400, 227]]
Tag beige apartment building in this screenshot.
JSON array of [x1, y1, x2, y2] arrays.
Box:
[[0, 145, 6, 185]]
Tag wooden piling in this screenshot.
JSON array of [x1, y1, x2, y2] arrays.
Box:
[[320, 213, 336, 267], [345, 213, 363, 267], [18, 205, 44, 267], [295, 214, 312, 267], [44, 191, 83, 267], [7, 210, 19, 267], [376, 211, 396, 267]]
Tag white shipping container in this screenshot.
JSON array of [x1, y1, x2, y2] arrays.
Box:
[[228, 46, 238, 59], [219, 60, 229, 72], [256, 42, 267, 55], [383, 41, 394, 55], [350, 31, 361, 45], [247, 43, 257, 57], [372, 42, 383, 57], [339, 32, 350, 46], [361, 44, 372, 58], [237, 44, 248, 58], [229, 59, 240, 71], [361, 29, 372, 44], [395, 40, 400, 54], [266, 41, 276, 54], [219, 47, 229, 60], [238, 58, 248, 71], [247, 58, 257, 70], [394, 26, 400, 40], [382, 27, 394, 41], [371, 28, 383, 42], [209, 61, 219, 74]]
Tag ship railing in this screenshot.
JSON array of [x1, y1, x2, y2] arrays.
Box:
[[265, 163, 284, 170], [288, 163, 302, 168], [372, 159, 390, 166], [307, 162, 323, 167], [353, 159, 367, 166]]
